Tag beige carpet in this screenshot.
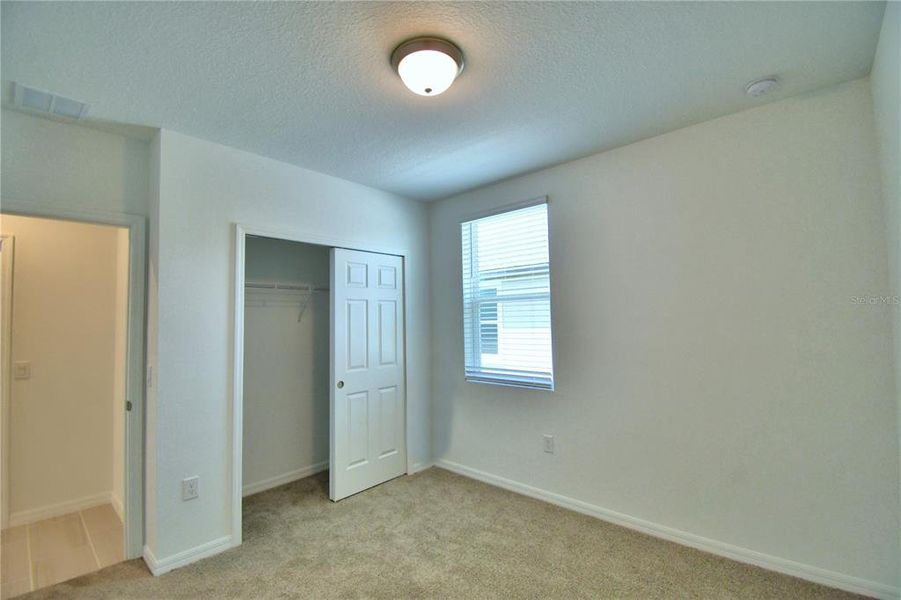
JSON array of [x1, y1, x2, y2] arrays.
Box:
[[23, 468, 862, 599]]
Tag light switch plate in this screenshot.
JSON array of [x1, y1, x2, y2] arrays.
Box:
[[13, 361, 31, 380]]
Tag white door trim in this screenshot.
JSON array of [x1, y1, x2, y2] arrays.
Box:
[[0, 200, 146, 560], [0, 234, 14, 530], [231, 223, 412, 548]]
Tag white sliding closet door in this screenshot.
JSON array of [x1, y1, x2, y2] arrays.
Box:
[[330, 248, 406, 501]]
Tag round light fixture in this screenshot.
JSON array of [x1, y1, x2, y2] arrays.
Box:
[[391, 37, 464, 97]]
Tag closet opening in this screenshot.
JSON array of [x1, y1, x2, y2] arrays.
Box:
[[235, 228, 409, 545], [241, 236, 331, 498]]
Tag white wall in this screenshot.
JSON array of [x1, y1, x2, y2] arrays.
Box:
[[0, 214, 126, 521], [146, 129, 431, 561], [242, 237, 330, 492], [1, 109, 149, 217], [873, 5, 901, 288], [429, 78, 899, 591], [870, 3, 901, 581]]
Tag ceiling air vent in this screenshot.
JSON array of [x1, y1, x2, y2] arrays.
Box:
[[12, 82, 89, 120]]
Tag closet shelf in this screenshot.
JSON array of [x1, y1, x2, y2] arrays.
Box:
[[245, 281, 329, 292], [244, 281, 328, 321]]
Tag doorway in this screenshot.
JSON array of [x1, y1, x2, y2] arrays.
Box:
[[241, 236, 331, 497], [233, 226, 409, 545], [0, 209, 145, 598]]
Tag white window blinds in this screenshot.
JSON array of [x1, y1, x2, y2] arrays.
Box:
[[461, 202, 555, 390]]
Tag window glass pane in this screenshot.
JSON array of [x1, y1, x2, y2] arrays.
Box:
[[460, 202, 554, 390]]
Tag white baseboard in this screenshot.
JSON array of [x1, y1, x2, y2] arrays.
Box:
[[110, 493, 125, 523], [242, 461, 328, 497], [437, 459, 898, 600], [143, 535, 233, 576], [7, 492, 112, 527]]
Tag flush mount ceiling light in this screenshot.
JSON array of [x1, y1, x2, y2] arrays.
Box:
[[391, 37, 464, 97]]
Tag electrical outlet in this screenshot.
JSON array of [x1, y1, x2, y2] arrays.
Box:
[[182, 476, 199, 501], [543, 434, 555, 454]]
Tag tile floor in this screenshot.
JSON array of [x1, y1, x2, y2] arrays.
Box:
[[0, 504, 124, 599]]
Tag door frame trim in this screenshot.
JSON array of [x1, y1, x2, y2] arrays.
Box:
[[231, 223, 411, 548], [0, 200, 146, 560], [0, 234, 14, 530]]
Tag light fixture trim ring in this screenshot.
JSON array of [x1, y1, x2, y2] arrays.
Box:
[[390, 37, 465, 75]]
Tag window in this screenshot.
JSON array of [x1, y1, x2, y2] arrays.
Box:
[[478, 289, 499, 354], [461, 202, 554, 390]]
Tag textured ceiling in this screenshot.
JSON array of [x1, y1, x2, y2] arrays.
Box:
[[0, 2, 886, 201]]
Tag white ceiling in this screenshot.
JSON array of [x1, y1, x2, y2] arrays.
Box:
[[0, 2, 886, 201]]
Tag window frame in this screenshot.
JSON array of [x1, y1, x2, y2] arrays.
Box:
[[458, 196, 556, 392]]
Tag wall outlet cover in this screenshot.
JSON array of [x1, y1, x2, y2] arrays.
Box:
[[543, 434, 555, 454], [182, 476, 199, 501]]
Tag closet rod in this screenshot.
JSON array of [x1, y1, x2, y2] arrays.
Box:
[[245, 281, 329, 292]]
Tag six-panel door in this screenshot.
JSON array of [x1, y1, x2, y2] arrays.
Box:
[[330, 248, 406, 500]]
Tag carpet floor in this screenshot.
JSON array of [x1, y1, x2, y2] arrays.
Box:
[[22, 468, 863, 599]]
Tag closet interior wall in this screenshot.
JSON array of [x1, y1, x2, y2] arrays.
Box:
[[242, 236, 330, 496]]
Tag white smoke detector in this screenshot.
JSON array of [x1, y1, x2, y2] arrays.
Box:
[[12, 82, 89, 120], [744, 77, 779, 98]]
